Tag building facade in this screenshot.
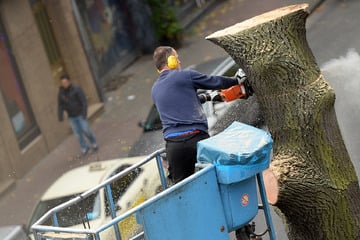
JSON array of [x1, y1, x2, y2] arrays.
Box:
[[0, 0, 158, 191], [0, 0, 105, 191], [0, 0, 210, 192]]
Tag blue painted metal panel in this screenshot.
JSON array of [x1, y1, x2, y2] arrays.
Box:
[[197, 121, 276, 238], [219, 177, 258, 231], [135, 166, 230, 240]]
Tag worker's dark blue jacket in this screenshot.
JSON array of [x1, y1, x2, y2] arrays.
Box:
[[152, 69, 238, 138], [58, 84, 87, 121]]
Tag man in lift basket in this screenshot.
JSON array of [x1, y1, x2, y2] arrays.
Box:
[[151, 46, 253, 184]]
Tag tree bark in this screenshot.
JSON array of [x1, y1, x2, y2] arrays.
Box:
[[206, 4, 360, 240]]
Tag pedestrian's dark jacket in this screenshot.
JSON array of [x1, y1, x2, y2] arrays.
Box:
[[58, 84, 87, 121], [152, 69, 238, 137]]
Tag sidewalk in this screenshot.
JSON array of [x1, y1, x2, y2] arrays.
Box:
[[0, 0, 324, 226]]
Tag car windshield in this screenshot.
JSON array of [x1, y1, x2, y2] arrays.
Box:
[[29, 192, 100, 229], [189, 58, 226, 75], [143, 105, 162, 132], [105, 165, 143, 215]]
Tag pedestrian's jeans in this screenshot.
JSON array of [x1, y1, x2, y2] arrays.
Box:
[[68, 116, 97, 151]]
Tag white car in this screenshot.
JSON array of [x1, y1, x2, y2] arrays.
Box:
[[29, 156, 162, 239]]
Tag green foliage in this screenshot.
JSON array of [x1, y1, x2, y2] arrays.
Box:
[[145, 0, 183, 46]]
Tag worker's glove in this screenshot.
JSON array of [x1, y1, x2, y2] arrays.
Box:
[[235, 68, 247, 84]]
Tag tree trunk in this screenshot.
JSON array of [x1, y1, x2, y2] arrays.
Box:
[[206, 4, 360, 240]]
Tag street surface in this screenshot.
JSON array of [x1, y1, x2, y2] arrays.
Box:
[[1, 1, 359, 240]]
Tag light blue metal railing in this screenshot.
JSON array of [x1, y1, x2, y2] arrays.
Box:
[[32, 148, 166, 240]]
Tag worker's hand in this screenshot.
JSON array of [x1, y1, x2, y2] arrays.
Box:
[[235, 68, 247, 84]]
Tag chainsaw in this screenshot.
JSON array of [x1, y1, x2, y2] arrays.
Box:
[[221, 68, 254, 101], [198, 68, 254, 103]]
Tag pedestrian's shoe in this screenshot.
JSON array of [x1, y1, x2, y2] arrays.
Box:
[[92, 144, 99, 152], [82, 148, 90, 156]]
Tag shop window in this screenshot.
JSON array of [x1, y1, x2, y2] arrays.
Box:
[[0, 21, 40, 149], [74, 0, 137, 79]]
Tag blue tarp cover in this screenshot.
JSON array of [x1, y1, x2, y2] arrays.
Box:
[[197, 122, 273, 183], [197, 121, 273, 166]]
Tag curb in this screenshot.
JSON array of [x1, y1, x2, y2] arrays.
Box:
[[179, 0, 325, 30], [178, 0, 219, 30], [0, 179, 15, 199], [309, 0, 327, 14]]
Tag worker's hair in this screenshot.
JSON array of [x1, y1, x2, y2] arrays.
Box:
[[60, 73, 70, 81], [153, 46, 174, 70]]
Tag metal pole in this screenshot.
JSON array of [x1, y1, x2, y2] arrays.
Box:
[[33, 230, 40, 240], [156, 154, 168, 190], [129, 231, 145, 240], [95, 233, 101, 240], [52, 213, 59, 227], [256, 173, 276, 240], [105, 184, 122, 240]]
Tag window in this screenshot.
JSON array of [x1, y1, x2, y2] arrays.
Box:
[[74, 0, 137, 78], [0, 20, 40, 149], [31, 0, 61, 66]]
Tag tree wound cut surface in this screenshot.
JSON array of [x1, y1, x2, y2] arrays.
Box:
[[206, 4, 309, 39]]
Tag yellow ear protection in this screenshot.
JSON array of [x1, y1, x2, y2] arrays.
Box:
[[167, 55, 179, 69], [156, 47, 179, 73]]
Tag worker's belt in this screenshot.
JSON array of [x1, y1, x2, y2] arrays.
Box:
[[165, 129, 201, 139]]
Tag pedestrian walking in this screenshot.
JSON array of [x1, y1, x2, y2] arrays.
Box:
[[152, 46, 242, 183], [58, 74, 98, 156]]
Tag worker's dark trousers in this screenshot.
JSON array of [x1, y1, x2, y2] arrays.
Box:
[[165, 131, 209, 184]]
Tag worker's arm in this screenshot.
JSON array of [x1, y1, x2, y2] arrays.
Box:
[[189, 70, 238, 90]]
